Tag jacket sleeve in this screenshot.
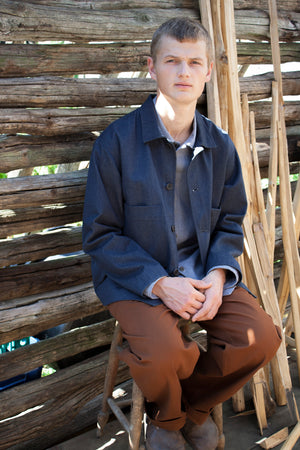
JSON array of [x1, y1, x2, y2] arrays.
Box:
[[205, 141, 247, 280], [82, 135, 168, 299]]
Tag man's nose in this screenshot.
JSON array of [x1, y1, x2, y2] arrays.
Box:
[[178, 61, 190, 77]]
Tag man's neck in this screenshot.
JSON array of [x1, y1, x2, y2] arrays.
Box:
[[155, 94, 196, 144]]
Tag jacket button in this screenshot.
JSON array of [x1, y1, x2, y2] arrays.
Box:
[[165, 182, 173, 191], [171, 225, 176, 232], [173, 268, 180, 276]]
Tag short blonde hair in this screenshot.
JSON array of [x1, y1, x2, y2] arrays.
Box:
[[150, 17, 213, 64]]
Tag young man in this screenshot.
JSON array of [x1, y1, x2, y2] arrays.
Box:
[[83, 18, 281, 450]]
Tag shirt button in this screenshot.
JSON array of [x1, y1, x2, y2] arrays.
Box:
[[179, 266, 185, 272], [165, 182, 173, 191], [171, 225, 176, 232], [173, 268, 180, 276]]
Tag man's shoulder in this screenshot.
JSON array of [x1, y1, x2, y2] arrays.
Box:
[[195, 112, 234, 153]]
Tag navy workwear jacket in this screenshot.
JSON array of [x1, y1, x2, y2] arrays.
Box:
[[82, 95, 247, 306]]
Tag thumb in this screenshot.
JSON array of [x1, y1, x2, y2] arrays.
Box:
[[190, 278, 212, 291]]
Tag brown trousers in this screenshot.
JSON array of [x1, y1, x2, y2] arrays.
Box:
[[108, 287, 282, 431]]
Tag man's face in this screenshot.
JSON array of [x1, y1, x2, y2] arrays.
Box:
[[148, 36, 213, 107]]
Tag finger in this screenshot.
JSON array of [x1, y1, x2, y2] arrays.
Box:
[[180, 310, 192, 320], [190, 279, 212, 292]]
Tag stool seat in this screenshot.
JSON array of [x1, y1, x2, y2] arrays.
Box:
[[97, 319, 225, 450]]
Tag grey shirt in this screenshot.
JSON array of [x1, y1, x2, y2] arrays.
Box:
[[145, 101, 238, 299]]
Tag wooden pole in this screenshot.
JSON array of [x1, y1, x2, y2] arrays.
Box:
[[198, 0, 221, 127], [268, 0, 300, 382]]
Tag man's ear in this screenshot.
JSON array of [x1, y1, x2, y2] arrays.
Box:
[[147, 56, 157, 81], [205, 61, 214, 82]]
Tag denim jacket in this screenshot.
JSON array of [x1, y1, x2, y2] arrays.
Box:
[[82, 95, 247, 305]]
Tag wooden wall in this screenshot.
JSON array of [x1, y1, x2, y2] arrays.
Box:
[[0, 1, 299, 448]]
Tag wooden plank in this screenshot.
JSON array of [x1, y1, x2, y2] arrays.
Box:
[[0, 318, 115, 382], [234, 0, 299, 10], [1, 0, 197, 11], [0, 76, 157, 108], [0, 2, 299, 42], [0, 133, 94, 173], [257, 427, 289, 448], [249, 101, 300, 130], [0, 169, 87, 207], [0, 3, 198, 42], [1, 101, 297, 137], [251, 369, 268, 434], [0, 253, 92, 301], [0, 175, 87, 211], [0, 283, 102, 345], [0, 226, 82, 267], [221, 0, 294, 414], [198, 0, 221, 126], [281, 422, 300, 450], [269, 0, 300, 383], [236, 42, 300, 65], [0, 42, 298, 78], [0, 131, 297, 175], [0, 106, 134, 136], [0, 203, 83, 239], [0, 353, 130, 447], [0, 42, 150, 77]]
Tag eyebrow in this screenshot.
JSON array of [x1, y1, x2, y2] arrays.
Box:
[[163, 54, 204, 61]]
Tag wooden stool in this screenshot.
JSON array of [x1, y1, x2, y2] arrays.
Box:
[[97, 319, 225, 450]]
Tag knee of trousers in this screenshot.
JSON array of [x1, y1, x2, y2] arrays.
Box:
[[244, 315, 282, 368], [120, 333, 200, 381]]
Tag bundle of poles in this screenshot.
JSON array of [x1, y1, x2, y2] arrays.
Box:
[[198, 0, 300, 447]]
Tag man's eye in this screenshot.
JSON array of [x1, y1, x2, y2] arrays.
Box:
[[166, 59, 175, 63], [191, 60, 201, 65]]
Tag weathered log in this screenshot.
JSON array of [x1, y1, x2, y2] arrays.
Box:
[[0, 0, 297, 13], [0, 72, 299, 108], [0, 283, 102, 344], [0, 129, 298, 174], [0, 101, 298, 136], [239, 71, 300, 100], [0, 42, 298, 78], [0, 3, 299, 43], [9, 384, 127, 450], [0, 133, 94, 173], [234, 9, 300, 42], [0, 106, 133, 135], [0, 226, 82, 267], [0, 318, 115, 382], [0, 253, 92, 301], [0, 76, 157, 108], [0, 42, 150, 77], [236, 42, 300, 65], [0, 203, 83, 239], [0, 353, 130, 448], [234, 0, 299, 10], [249, 101, 300, 129], [0, 3, 199, 42], [0, 169, 87, 209]]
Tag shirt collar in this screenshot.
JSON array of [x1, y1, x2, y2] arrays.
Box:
[[140, 95, 217, 149], [154, 99, 197, 150]]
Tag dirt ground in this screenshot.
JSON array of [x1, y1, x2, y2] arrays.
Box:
[[49, 347, 300, 450]]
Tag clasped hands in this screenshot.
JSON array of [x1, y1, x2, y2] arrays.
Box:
[[152, 268, 226, 322]]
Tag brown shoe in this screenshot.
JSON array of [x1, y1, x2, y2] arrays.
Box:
[[145, 421, 186, 450], [181, 416, 218, 450]]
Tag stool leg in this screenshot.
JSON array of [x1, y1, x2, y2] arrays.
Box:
[[128, 381, 144, 450], [97, 321, 123, 436], [212, 403, 225, 450]]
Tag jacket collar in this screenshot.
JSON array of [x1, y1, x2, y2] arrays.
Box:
[[140, 95, 217, 149]]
